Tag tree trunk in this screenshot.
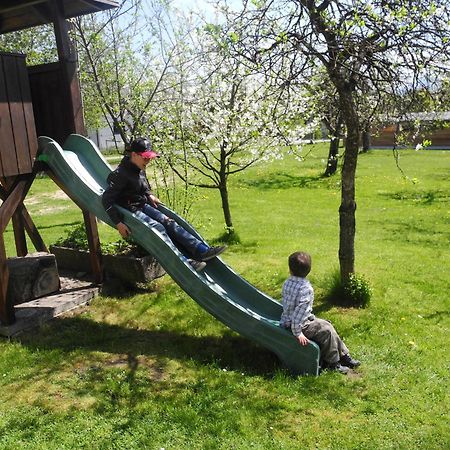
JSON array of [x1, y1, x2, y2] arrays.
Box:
[[324, 135, 340, 177], [339, 94, 359, 282], [361, 126, 371, 153], [324, 114, 342, 177], [219, 140, 233, 232], [219, 183, 233, 230]]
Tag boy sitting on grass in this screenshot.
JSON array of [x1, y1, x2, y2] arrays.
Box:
[[280, 251, 360, 374]]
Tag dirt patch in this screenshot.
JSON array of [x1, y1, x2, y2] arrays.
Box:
[[25, 190, 71, 214], [346, 369, 363, 380], [25, 190, 70, 205], [51, 190, 70, 200], [37, 205, 70, 215]]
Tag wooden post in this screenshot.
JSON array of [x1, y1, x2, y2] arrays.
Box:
[[83, 210, 103, 285], [51, 0, 86, 137], [1, 178, 28, 256], [0, 174, 41, 324], [0, 184, 47, 254], [18, 205, 48, 253], [12, 210, 28, 256], [0, 233, 14, 325], [0, 171, 46, 255], [46, 169, 103, 284]]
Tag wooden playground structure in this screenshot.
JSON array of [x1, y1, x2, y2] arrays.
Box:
[[0, 0, 119, 326]]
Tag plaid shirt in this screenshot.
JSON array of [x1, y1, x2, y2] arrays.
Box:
[[280, 276, 314, 337]]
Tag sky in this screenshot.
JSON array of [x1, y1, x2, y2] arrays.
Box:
[[169, 0, 243, 19]]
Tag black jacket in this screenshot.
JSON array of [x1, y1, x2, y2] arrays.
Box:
[[102, 155, 153, 225]]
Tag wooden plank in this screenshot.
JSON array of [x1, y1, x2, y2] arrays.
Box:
[[0, 179, 48, 253], [0, 55, 15, 178], [0, 233, 14, 325], [18, 204, 48, 252], [12, 210, 28, 256], [2, 54, 29, 176], [0, 176, 32, 234], [16, 55, 37, 166], [29, 64, 68, 144], [3, 172, 28, 256], [0, 1, 118, 35], [45, 170, 103, 283], [51, 0, 86, 139], [83, 210, 103, 284]]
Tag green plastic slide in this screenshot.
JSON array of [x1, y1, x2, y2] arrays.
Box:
[[38, 134, 320, 375]]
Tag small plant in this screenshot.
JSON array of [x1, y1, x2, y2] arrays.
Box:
[[101, 240, 147, 258], [54, 223, 147, 257], [325, 270, 372, 307], [54, 223, 90, 250]]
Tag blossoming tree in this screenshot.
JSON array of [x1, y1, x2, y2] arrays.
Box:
[[224, 0, 450, 282], [158, 28, 315, 238]]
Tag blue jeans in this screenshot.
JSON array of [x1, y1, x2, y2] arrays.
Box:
[[134, 204, 203, 256]]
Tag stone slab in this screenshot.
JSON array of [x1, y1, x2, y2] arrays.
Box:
[[0, 272, 99, 338]]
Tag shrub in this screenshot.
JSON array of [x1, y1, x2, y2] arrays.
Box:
[[325, 270, 372, 308], [54, 223, 89, 250], [54, 223, 147, 257]]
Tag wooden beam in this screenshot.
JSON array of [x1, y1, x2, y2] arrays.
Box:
[[12, 210, 28, 256], [83, 210, 103, 284], [0, 182, 48, 253], [0, 233, 14, 325], [0, 170, 44, 325], [0, 176, 33, 234], [46, 169, 103, 283], [0, 1, 46, 15], [1, 177, 28, 256], [50, 0, 86, 138], [19, 205, 48, 252]]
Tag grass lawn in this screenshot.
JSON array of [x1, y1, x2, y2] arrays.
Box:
[[0, 145, 449, 449]]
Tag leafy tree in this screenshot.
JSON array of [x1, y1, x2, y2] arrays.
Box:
[[158, 25, 314, 238], [73, 1, 161, 143], [73, 0, 200, 214], [225, 0, 450, 283], [0, 25, 57, 65]]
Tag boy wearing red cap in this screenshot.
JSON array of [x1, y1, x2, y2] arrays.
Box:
[[102, 137, 226, 271]]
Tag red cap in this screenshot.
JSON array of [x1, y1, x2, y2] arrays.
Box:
[[129, 138, 159, 159]]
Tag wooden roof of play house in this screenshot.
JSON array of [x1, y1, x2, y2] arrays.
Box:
[[0, 0, 119, 178], [0, 0, 118, 34]]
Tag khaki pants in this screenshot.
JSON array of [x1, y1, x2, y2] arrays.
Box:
[[302, 318, 349, 365]]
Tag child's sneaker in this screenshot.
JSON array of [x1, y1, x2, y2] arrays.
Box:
[[188, 259, 206, 272], [327, 362, 350, 374], [198, 245, 227, 261], [340, 354, 361, 368]]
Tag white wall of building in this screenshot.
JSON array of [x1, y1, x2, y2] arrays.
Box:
[[87, 127, 124, 152]]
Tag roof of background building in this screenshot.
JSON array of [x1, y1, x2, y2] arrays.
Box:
[[397, 111, 450, 122]]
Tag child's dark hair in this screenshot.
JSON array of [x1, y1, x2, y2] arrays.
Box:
[[288, 251, 312, 277]]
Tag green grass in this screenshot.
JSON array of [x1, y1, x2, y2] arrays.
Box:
[[1, 145, 449, 449]]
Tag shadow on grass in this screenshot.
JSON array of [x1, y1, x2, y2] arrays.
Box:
[[423, 310, 450, 323], [311, 301, 335, 315], [379, 188, 450, 205], [3, 220, 82, 235], [368, 218, 449, 248], [36, 220, 82, 231], [100, 277, 163, 298], [18, 316, 280, 379], [240, 173, 329, 190]]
